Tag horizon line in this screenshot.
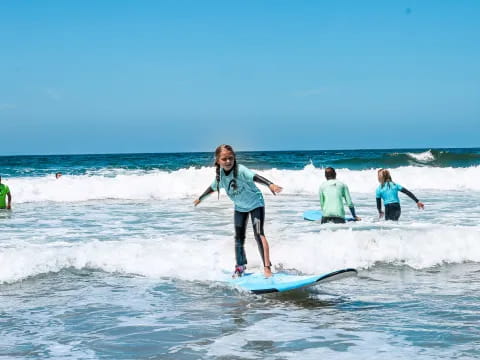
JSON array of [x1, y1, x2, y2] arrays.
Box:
[[1, 145, 479, 158]]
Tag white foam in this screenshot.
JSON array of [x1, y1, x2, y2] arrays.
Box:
[[5, 165, 480, 204], [1, 226, 479, 284]]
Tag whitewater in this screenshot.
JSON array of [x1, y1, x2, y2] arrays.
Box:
[[1, 149, 479, 359], [6, 164, 480, 204]]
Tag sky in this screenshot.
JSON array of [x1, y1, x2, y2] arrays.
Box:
[[0, 0, 479, 155]]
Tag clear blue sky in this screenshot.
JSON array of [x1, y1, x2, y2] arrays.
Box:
[[1, 0, 479, 155]]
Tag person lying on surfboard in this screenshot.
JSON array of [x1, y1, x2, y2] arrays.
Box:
[[194, 144, 282, 278], [376, 168, 424, 221], [319, 167, 361, 224]]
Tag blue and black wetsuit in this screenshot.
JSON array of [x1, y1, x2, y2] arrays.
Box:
[[376, 182, 419, 221]]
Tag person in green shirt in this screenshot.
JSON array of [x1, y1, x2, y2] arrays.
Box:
[[319, 167, 360, 224], [0, 176, 12, 209]]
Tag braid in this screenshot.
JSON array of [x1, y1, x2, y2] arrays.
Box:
[[232, 160, 238, 189], [215, 164, 221, 199]]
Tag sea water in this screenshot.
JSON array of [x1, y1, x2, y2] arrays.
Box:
[[1, 148, 479, 359]]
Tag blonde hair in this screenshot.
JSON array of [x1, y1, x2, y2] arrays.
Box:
[[378, 168, 393, 187]]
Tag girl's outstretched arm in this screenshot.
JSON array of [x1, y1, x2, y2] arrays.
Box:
[[253, 174, 283, 195], [194, 187, 214, 206], [400, 188, 424, 209]]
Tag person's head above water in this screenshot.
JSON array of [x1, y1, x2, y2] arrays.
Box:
[[325, 167, 336, 180], [377, 168, 393, 184], [214, 144, 238, 196], [214, 144, 237, 172], [55, 172, 62, 179]]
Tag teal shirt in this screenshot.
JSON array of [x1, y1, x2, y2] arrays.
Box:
[[0, 184, 10, 209], [376, 182, 403, 205], [211, 164, 264, 212], [319, 179, 353, 218]]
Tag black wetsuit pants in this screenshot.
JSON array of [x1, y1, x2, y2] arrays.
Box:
[[321, 216, 346, 224], [385, 203, 401, 221], [234, 206, 268, 267]]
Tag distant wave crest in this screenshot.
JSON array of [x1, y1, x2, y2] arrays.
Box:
[[330, 149, 480, 168], [387, 149, 480, 167], [406, 150, 435, 162]]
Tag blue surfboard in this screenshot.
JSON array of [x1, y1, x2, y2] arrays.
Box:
[[303, 210, 355, 222], [303, 210, 323, 221], [227, 268, 357, 294]]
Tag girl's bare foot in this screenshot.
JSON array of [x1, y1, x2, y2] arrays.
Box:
[[264, 265, 273, 278]]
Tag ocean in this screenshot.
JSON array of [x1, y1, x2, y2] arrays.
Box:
[[1, 147, 479, 359]]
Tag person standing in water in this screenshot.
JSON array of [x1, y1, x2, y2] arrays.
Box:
[[319, 167, 361, 224], [194, 144, 283, 278], [0, 176, 12, 210], [376, 168, 424, 221]]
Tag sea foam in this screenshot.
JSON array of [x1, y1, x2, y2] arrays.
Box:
[[1, 225, 479, 284], [6, 165, 480, 204]]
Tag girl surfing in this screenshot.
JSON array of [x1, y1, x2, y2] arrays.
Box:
[[194, 145, 282, 278]]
